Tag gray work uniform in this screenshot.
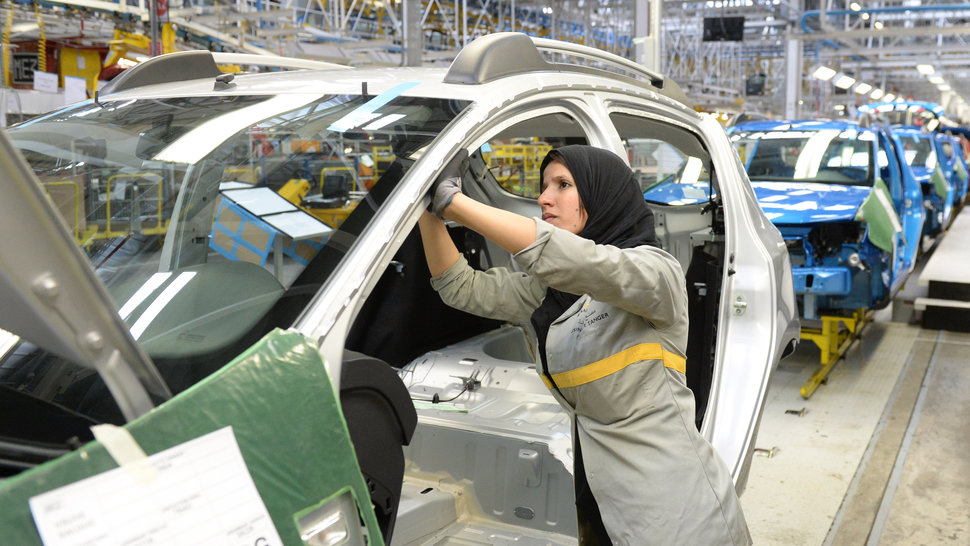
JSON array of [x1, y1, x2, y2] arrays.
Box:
[[431, 220, 751, 546]]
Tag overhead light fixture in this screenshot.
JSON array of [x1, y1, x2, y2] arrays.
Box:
[[11, 22, 39, 33], [813, 66, 837, 81], [870, 88, 885, 100], [849, 2, 862, 11], [917, 64, 936, 75], [834, 104, 846, 111], [929, 76, 945, 85], [854, 82, 873, 94], [939, 84, 952, 91], [834, 74, 857, 89], [861, 13, 871, 20], [874, 21, 884, 30], [883, 93, 896, 102]]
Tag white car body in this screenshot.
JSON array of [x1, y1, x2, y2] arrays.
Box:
[[0, 33, 797, 544]]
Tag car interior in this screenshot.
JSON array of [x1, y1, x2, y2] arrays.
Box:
[[1, 103, 729, 544]]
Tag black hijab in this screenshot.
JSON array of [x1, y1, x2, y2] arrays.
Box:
[[530, 145, 660, 367]]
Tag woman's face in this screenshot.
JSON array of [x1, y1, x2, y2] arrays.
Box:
[[538, 159, 588, 234]]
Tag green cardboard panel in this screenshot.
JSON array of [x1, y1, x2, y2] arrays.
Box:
[[856, 178, 901, 253], [0, 329, 382, 545]]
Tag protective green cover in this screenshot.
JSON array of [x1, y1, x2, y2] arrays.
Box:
[[931, 165, 950, 199], [855, 178, 902, 253], [955, 158, 969, 185], [0, 329, 383, 545]]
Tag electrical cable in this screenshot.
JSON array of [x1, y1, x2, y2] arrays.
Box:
[[410, 374, 480, 404], [410, 383, 469, 404]]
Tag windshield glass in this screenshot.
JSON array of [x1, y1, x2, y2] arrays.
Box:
[[2, 92, 469, 433], [731, 128, 874, 186]]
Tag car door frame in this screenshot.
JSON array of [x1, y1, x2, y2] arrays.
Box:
[[880, 127, 925, 287], [290, 91, 613, 389], [596, 95, 799, 491]]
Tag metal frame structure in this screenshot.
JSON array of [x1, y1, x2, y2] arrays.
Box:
[[4, 0, 970, 122]]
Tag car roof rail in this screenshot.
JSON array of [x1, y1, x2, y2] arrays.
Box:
[[444, 32, 691, 107], [99, 50, 221, 95], [210, 52, 351, 72], [98, 50, 348, 96]]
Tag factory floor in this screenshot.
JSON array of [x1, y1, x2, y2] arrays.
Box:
[[742, 235, 970, 544]]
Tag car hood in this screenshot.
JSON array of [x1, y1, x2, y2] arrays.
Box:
[[751, 181, 871, 224]]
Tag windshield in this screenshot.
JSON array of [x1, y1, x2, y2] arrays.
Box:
[[731, 128, 874, 186], [1, 92, 469, 436]]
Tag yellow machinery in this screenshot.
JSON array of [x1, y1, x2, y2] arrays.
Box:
[[59, 48, 103, 94], [320, 166, 356, 193], [798, 308, 871, 398], [278, 177, 358, 229], [278, 178, 311, 205], [372, 146, 396, 177], [103, 26, 176, 71], [482, 143, 552, 198]]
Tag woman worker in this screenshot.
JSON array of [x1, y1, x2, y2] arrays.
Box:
[[417, 145, 751, 545]]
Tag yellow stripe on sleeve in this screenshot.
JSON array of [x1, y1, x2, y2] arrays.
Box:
[[547, 343, 686, 388]]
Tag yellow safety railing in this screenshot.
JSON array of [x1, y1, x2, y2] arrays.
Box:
[[103, 173, 166, 237], [223, 165, 262, 184]]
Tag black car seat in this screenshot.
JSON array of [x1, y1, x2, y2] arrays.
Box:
[[339, 350, 417, 543]]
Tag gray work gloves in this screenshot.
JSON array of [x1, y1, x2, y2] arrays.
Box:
[[430, 149, 469, 219]]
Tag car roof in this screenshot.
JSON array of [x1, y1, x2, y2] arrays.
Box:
[[858, 101, 944, 116], [95, 33, 695, 116]]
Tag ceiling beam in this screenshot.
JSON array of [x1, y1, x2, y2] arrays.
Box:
[[797, 24, 970, 41]]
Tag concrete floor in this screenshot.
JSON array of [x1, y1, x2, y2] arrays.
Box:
[[742, 244, 970, 544]]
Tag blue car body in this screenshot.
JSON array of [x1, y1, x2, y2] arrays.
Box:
[[937, 132, 969, 205], [704, 120, 925, 319], [892, 126, 956, 239], [859, 101, 962, 241]]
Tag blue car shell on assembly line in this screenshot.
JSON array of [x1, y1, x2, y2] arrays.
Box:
[[936, 132, 969, 205], [859, 100, 963, 243], [893, 126, 957, 240], [719, 119, 924, 320]]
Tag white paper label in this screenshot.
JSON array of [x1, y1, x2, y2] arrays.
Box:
[[29, 426, 283, 546], [33, 71, 58, 93], [64, 76, 87, 105]]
